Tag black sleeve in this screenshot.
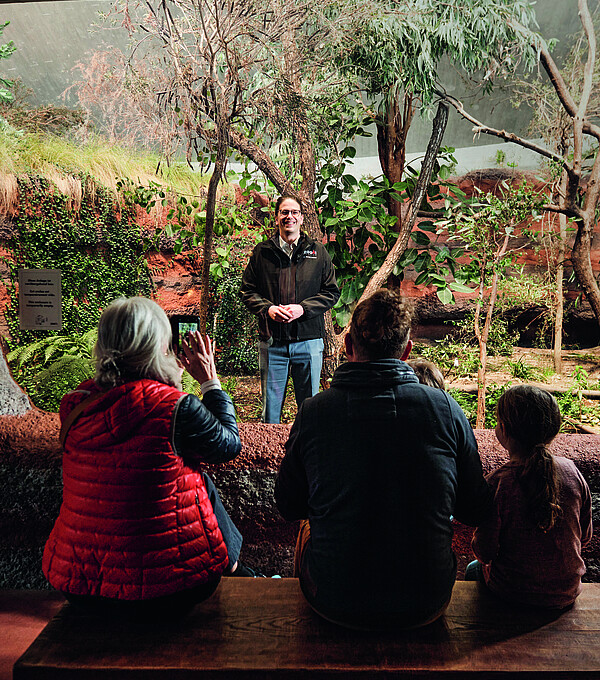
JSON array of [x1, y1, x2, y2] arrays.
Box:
[[239, 247, 273, 317], [274, 406, 310, 520], [173, 391, 241, 465], [447, 395, 493, 526]]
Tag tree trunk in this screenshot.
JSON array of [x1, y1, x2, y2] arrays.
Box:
[[475, 232, 510, 429], [376, 91, 413, 228], [335, 102, 449, 350], [571, 214, 600, 324], [554, 209, 566, 374], [473, 280, 486, 429], [475, 333, 488, 430], [199, 133, 228, 334]]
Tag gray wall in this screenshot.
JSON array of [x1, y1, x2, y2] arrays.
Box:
[[0, 0, 596, 166]]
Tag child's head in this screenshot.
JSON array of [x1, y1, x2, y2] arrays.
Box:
[[495, 385, 562, 532], [495, 385, 561, 452], [407, 358, 445, 390]]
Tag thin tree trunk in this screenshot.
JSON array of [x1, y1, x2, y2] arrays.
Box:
[[554, 209, 566, 374], [199, 136, 227, 334], [475, 232, 510, 429], [335, 102, 449, 350], [473, 276, 486, 429]]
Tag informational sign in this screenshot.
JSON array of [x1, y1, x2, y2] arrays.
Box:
[[18, 269, 63, 330]]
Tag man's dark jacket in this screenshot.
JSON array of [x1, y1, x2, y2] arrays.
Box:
[[275, 359, 492, 627], [239, 233, 339, 342]]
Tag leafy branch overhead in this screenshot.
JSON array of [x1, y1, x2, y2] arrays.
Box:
[[437, 0, 600, 330], [0, 20, 14, 104]]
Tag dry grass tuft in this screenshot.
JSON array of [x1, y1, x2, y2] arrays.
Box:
[[51, 173, 83, 213], [0, 172, 19, 216]]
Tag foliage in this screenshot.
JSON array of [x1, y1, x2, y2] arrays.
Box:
[[428, 181, 546, 301], [207, 237, 259, 376], [319, 147, 457, 325], [117, 178, 243, 256], [181, 372, 240, 406], [339, 0, 540, 109], [0, 20, 15, 104], [0, 80, 85, 136], [181, 371, 203, 399], [0, 120, 210, 198], [439, 0, 600, 331], [448, 384, 510, 429], [413, 341, 480, 379], [7, 330, 96, 412], [514, 16, 600, 162], [452, 312, 519, 358], [504, 356, 548, 382], [448, 365, 600, 432], [3, 175, 153, 346], [68, 48, 177, 152], [551, 367, 600, 431]]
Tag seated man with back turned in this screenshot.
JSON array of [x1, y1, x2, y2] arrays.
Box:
[[275, 289, 492, 629]]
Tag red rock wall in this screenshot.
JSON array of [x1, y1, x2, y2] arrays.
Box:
[[1, 407, 599, 584], [3, 171, 600, 340]]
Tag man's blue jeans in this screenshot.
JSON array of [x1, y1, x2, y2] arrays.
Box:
[[259, 338, 324, 423]]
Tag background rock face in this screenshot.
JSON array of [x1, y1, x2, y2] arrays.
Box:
[[1, 412, 600, 586], [0, 353, 31, 416]]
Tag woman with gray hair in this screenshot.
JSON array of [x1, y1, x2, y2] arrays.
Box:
[[43, 296, 259, 620]]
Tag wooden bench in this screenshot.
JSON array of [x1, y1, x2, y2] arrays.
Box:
[[14, 578, 600, 679]]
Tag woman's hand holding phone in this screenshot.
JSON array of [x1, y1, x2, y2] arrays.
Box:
[[180, 332, 218, 385]]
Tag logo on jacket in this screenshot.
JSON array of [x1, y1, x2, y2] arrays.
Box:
[[302, 249, 318, 259]]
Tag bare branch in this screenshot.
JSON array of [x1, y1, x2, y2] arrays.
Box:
[[531, 25, 600, 141], [439, 90, 578, 182]]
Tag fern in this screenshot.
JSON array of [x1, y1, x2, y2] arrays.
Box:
[[8, 329, 98, 411], [34, 354, 94, 385]]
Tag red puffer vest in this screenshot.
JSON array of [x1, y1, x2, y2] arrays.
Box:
[[42, 378, 229, 600]]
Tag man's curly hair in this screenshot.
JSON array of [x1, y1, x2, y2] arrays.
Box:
[[349, 289, 412, 360]]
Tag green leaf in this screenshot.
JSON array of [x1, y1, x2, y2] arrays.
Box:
[[449, 282, 475, 293], [398, 248, 418, 266], [411, 230, 431, 247], [437, 287, 455, 305]]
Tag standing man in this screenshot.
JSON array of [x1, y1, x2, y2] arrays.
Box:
[[275, 289, 492, 629], [240, 196, 339, 424]]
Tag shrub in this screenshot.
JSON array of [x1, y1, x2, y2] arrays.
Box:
[[8, 330, 96, 411], [207, 237, 259, 375]]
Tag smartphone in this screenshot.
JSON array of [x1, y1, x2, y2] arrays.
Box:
[[170, 314, 200, 352]]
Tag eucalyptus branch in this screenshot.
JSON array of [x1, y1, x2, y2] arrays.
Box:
[[542, 202, 581, 218], [581, 139, 600, 219], [532, 29, 600, 140], [439, 90, 578, 182]]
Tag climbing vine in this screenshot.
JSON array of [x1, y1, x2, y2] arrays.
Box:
[[4, 174, 153, 345]]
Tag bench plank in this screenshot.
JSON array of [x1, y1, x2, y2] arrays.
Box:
[[14, 579, 600, 679]]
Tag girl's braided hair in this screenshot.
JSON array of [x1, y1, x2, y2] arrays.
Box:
[[496, 385, 562, 532]]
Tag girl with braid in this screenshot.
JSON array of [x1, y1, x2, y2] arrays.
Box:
[[466, 385, 592, 608]]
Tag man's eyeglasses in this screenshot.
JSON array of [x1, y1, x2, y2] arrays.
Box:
[[279, 210, 301, 217]]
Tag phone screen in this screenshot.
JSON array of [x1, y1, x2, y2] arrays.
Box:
[[179, 321, 199, 335]]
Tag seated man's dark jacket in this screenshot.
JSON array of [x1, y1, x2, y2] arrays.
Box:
[[275, 359, 492, 626]]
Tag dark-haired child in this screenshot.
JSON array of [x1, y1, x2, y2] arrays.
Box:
[[466, 385, 592, 608], [407, 358, 445, 390]]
